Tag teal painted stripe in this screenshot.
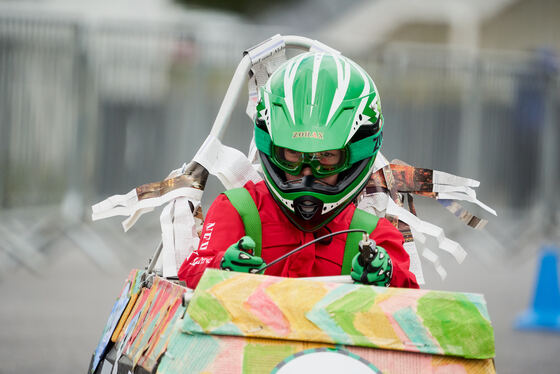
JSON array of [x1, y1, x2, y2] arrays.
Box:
[[180, 312, 203, 334], [159, 332, 219, 373], [316, 284, 357, 307], [393, 307, 438, 354], [307, 308, 352, 345], [305, 284, 356, 344], [210, 322, 244, 336]]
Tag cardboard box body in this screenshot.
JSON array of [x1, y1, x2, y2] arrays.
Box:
[[90, 269, 496, 374]]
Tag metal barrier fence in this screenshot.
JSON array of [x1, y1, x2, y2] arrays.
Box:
[[364, 44, 559, 212], [0, 14, 270, 274], [0, 16, 78, 207], [0, 14, 263, 210], [0, 15, 558, 223]]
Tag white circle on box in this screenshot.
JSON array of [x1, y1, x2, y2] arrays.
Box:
[[272, 348, 381, 374]]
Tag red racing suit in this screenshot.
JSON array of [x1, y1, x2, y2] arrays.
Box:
[[178, 181, 419, 289]]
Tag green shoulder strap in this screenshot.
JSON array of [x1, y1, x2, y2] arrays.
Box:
[[341, 208, 380, 275], [223, 188, 262, 257]]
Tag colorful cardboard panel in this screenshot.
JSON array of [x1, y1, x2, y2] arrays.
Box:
[[92, 269, 495, 373], [90, 269, 139, 373], [91, 271, 187, 374], [184, 269, 495, 359]]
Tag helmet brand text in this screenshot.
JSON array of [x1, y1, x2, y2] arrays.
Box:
[[292, 131, 324, 140]]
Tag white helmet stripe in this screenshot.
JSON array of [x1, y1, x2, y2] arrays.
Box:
[[310, 53, 324, 116], [283, 54, 306, 125], [370, 79, 381, 119], [326, 54, 351, 126]]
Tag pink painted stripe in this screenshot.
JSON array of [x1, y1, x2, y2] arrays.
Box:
[[245, 279, 291, 336]]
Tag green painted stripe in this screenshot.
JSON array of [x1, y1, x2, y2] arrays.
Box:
[[417, 292, 495, 358], [325, 287, 378, 346]]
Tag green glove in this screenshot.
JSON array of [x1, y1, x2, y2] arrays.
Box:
[[220, 236, 266, 274], [350, 243, 393, 287]]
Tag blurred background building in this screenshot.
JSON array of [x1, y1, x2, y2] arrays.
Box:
[[0, 0, 559, 373]]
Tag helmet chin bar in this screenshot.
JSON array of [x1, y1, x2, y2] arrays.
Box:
[[281, 197, 336, 232], [294, 195, 323, 221]]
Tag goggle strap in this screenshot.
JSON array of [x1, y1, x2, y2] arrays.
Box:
[[254, 125, 272, 156], [347, 133, 380, 164]]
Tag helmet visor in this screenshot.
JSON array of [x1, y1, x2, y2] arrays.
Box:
[[271, 146, 349, 177]]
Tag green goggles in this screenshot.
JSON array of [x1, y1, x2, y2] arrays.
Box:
[[254, 124, 381, 178], [271, 146, 350, 177]]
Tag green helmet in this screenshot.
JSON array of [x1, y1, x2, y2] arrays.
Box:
[[254, 52, 383, 232]]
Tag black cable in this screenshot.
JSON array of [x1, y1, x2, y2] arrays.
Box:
[[314, 225, 333, 245], [257, 228, 367, 273]]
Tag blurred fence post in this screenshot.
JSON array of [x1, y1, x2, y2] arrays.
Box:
[[0, 30, 13, 208], [538, 55, 559, 237], [458, 52, 482, 179], [62, 23, 95, 221]]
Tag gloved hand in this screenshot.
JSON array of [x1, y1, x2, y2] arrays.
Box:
[[351, 241, 393, 287], [220, 236, 266, 274]]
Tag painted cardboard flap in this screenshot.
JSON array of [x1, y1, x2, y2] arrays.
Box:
[[184, 269, 495, 359]]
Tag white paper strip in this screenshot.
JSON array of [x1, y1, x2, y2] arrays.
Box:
[[172, 197, 199, 275], [421, 247, 447, 280], [194, 135, 262, 190], [432, 184, 477, 198], [122, 207, 154, 232], [359, 189, 467, 265], [160, 200, 177, 278], [433, 170, 480, 187], [91, 189, 137, 216], [357, 192, 426, 283], [91, 163, 190, 224], [356, 191, 388, 217], [372, 152, 390, 173], [158, 197, 201, 278], [437, 192, 497, 216], [91, 186, 203, 222], [385, 198, 467, 264]]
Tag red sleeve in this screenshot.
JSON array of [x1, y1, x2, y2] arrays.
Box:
[[370, 218, 419, 289], [177, 194, 245, 289]]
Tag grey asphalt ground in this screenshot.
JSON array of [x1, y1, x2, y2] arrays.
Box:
[[0, 206, 559, 374]]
